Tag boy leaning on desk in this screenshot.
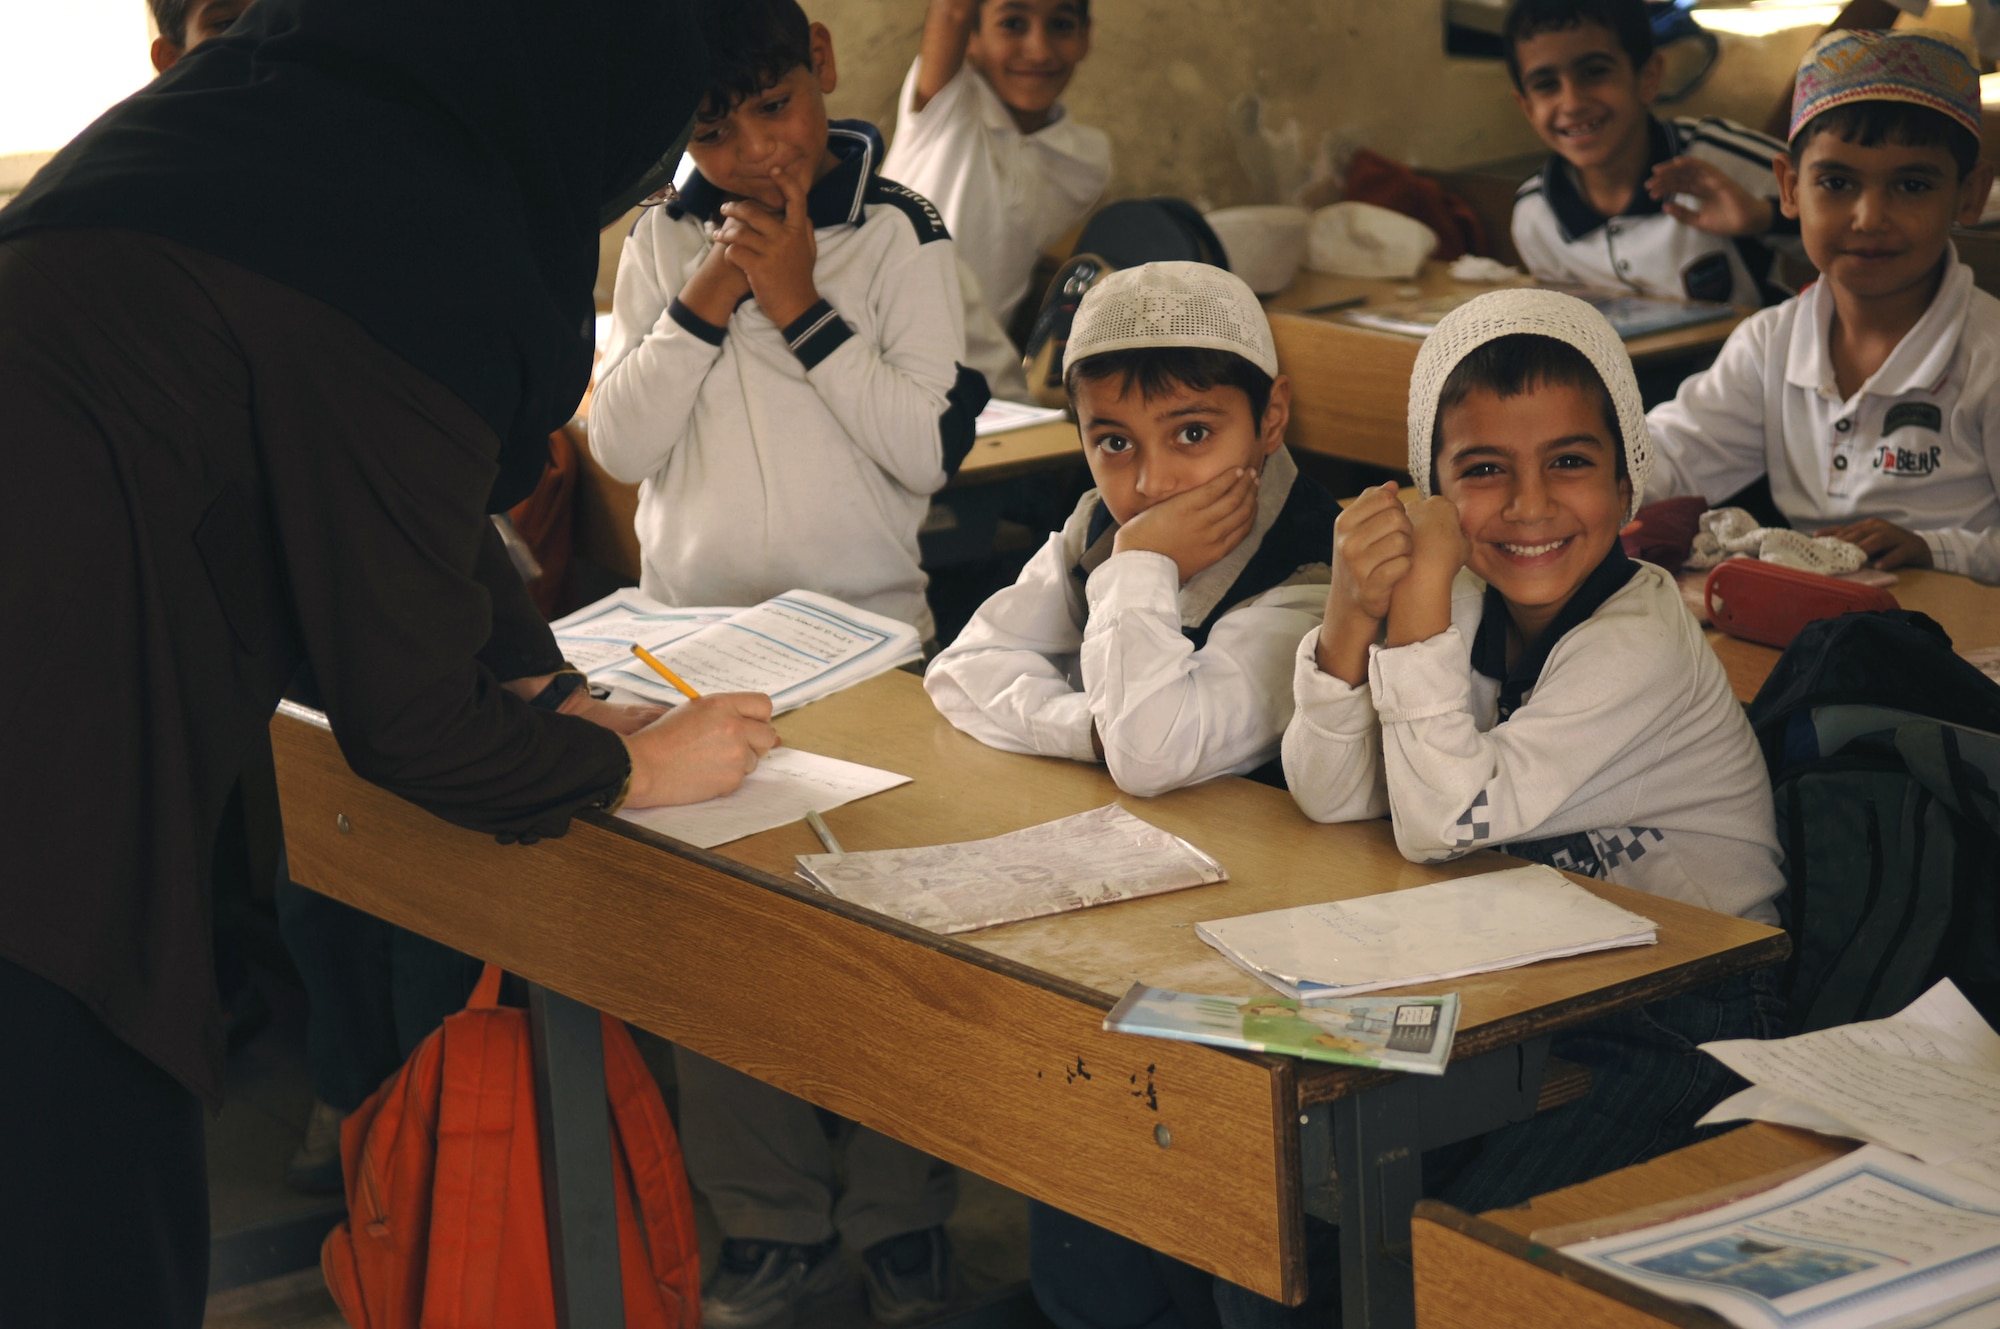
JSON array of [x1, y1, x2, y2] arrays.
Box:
[[1645, 28, 2000, 584]]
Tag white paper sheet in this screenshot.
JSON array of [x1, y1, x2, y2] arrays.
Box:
[[1561, 1145, 2000, 1329], [1194, 863, 1657, 999], [974, 399, 1069, 436], [797, 804, 1226, 934], [1701, 980, 2000, 1176], [616, 747, 909, 850]]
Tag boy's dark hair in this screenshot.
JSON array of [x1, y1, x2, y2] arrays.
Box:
[[1501, 0, 1653, 92], [976, 0, 1091, 25], [1065, 347, 1274, 427], [692, 0, 815, 121], [1430, 334, 1626, 479], [150, 0, 189, 46], [1789, 101, 1981, 181]]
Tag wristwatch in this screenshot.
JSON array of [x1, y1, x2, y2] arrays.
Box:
[[528, 669, 591, 712]]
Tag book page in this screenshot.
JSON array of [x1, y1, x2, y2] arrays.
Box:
[[975, 400, 1069, 436], [1562, 1146, 2000, 1329], [617, 747, 909, 850]]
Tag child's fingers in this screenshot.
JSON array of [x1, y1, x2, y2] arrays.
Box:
[[773, 166, 810, 230]]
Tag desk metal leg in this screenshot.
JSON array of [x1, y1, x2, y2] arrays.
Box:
[[1313, 1038, 1554, 1329], [528, 983, 626, 1329]]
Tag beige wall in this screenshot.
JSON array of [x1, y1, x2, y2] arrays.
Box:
[[814, 1, 1973, 211]]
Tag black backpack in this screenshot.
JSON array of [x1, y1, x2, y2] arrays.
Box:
[[1747, 610, 2000, 1032], [1020, 198, 1230, 407]]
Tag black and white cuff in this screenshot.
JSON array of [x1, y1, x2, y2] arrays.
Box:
[[781, 299, 854, 370], [667, 298, 727, 346]]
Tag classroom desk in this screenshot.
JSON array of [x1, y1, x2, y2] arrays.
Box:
[[946, 419, 1081, 488], [1410, 1123, 1856, 1329], [1262, 265, 1746, 472], [1698, 567, 2000, 703], [271, 670, 1784, 1326]]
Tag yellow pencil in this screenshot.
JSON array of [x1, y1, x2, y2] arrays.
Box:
[[629, 643, 702, 701]]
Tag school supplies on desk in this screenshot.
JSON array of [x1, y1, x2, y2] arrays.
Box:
[[1556, 1145, 2000, 1329], [1106, 984, 1459, 1075], [552, 589, 921, 715], [619, 748, 909, 850], [1340, 287, 1733, 342], [1196, 863, 1657, 1000], [796, 804, 1226, 935]]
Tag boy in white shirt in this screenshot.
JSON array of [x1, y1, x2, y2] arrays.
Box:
[[883, 0, 1109, 395], [592, 0, 989, 644], [593, 6, 974, 1325], [1286, 288, 1785, 1209], [1646, 29, 2000, 583], [926, 262, 1336, 797]]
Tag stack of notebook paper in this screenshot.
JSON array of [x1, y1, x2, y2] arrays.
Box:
[[1196, 864, 1657, 999], [551, 589, 921, 715], [797, 805, 1226, 934]]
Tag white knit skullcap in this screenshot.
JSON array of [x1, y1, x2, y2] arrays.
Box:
[[1065, 262, 1280, 377], [1407, 289, 1651, 521]]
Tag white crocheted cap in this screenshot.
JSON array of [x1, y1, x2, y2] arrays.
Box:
[[1065, 261, 1280, 378], [1406, 288, 1651, 521]]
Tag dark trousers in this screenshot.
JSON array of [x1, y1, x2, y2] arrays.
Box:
[[0, 957, 208, 1328], [275, 877, 484, 1113], [1030, 969, 1784, 1328]]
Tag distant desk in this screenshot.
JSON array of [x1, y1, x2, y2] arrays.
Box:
[[1411, 1123, 1855, 1329], [272, 671, 1783, 1326], [946, 419, 1080, 489], [1263, 266, 1745, 472], [1699, 567, 2000, 703]]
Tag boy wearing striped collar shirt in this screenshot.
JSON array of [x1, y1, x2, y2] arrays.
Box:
[[1646, 29, 2000, 582], [926, 263, 1337, 796], [1506, 0, 1798, 308], [1285, 288, 1784, 1209]]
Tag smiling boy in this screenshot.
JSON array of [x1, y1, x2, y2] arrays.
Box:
[[1506, 0, 1797, 307], [926, 263, 1337, 797], [883, 0, 1109, 394], [1646, 29, 2000, 582], [1284, 288, 1785, 1210], [593, 0, 989, 644]]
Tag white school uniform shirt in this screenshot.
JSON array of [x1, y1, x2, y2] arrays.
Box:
[[593, 123, 982, 641], [884, 57, 1111, 339], [1283, 559, 1785, 924], [925, 448, 1331, 798], [1512, 115, 1793, 308], [1647, 253, 2000, 584]]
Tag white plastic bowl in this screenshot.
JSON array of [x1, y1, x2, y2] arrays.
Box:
[[1203, 205, 1310, 295]]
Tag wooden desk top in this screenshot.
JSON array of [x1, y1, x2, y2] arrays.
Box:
[[1264, 265, 1747, 367], [1700, 567, 2000, 703], [945, 419, 1081, 488], [721, 671, 1784, 1101]]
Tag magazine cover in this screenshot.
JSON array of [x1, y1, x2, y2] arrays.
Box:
[[1104, 984, 1458, 1074]]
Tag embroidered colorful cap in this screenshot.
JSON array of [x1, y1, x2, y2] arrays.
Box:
[[1063, 261, 1280, 378], [1789, 27, 1983, 144], [1406, 288, 1651, 522]]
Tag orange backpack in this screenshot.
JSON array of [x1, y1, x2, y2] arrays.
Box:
[[321, 964, 701, 1328]]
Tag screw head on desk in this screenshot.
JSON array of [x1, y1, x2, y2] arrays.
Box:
[[1154, 1124, 1172, 1149], [335, 813, 352, 835]]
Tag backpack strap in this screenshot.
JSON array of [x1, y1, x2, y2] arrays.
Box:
[[467, 962, 505, 1011]]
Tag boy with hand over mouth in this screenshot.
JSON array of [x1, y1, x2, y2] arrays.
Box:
[[1647, 29, 2000, 581], [927, 263, 1337, 797]]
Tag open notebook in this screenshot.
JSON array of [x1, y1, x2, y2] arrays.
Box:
[[552, 589, 921, 715]]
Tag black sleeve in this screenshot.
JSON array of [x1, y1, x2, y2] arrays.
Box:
[[245, 288, 628, 841]]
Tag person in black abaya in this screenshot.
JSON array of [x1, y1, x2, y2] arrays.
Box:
[[0, 2, 776, 1322]]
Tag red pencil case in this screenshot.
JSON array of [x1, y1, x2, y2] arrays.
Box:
[[1704, 559, 1899, 649]]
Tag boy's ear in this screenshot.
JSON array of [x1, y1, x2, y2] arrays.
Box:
[[1958, 159, 1998, 226], [809, 21, 838, 96], [1635, 50, 1664, 107], [150, 34, 184, 74], [1773, 153, 1801, 220], [1261, 375, 1292, 456]]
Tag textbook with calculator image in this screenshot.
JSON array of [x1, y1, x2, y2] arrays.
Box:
[[1106, 985, 1459, 1074]]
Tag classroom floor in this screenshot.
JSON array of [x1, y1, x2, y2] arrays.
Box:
[[203, 946, 1042, 1329]]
